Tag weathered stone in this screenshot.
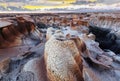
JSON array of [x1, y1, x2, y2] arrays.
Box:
[[0, 15, 36, 48], [0, 58, 11, 75], [113, 56, 120, 63], [23, 57, 48, 81], [45, 33, 84, 81]]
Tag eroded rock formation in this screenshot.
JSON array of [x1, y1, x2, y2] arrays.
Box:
[[44, 32, 85, 81], [1, 13, 120, 81], [0, 15, 37, 48]]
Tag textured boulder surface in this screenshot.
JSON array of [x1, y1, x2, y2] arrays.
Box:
[[44, 34, 84, 81]]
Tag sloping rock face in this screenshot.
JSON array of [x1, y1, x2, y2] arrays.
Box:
[[44, 33, 84, 81], [23, 57, 48, 81], [0, 15, 36, 48], [0, 15, 43, 81]]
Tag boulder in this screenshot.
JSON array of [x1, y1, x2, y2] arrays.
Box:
[[0, 58, 11, 78], [44, 33, 84, 81], [23, 57, 48, 81]]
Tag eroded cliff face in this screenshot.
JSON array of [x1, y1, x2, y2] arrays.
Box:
[[0, 15, 36, 48], [90, 13, 120, 31]]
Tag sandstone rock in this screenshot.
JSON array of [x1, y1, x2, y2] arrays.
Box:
[[96, 55, 113, 66], [113, 56, 120, 63], [105, 50, 116, 57], [23, 57, 48, 81], [0, 58, 11, 75], [83, 67, 101, 81], [91, 13, 120, 31], [79, 34, 112, 69], [0, 15, 37, 48], [46, 27, 55, 40], [44, 33, 84, 81], [88, 33, 96, 40]]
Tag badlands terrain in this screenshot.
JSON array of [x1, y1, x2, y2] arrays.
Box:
[[0, 12, 120, 81]]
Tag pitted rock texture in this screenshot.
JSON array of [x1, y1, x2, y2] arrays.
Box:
[[45, 35, 84, 81]]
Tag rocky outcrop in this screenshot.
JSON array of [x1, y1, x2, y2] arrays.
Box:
[[90, 13, 120, 31], [46, 27, 55, 40], [44, 33, 85, 81], [23, 57, 48, 81], [0, 15, 36, 48], [0, 58, 11, 74]]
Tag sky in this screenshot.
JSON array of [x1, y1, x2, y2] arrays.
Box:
[[0, 0, 119, 11]]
